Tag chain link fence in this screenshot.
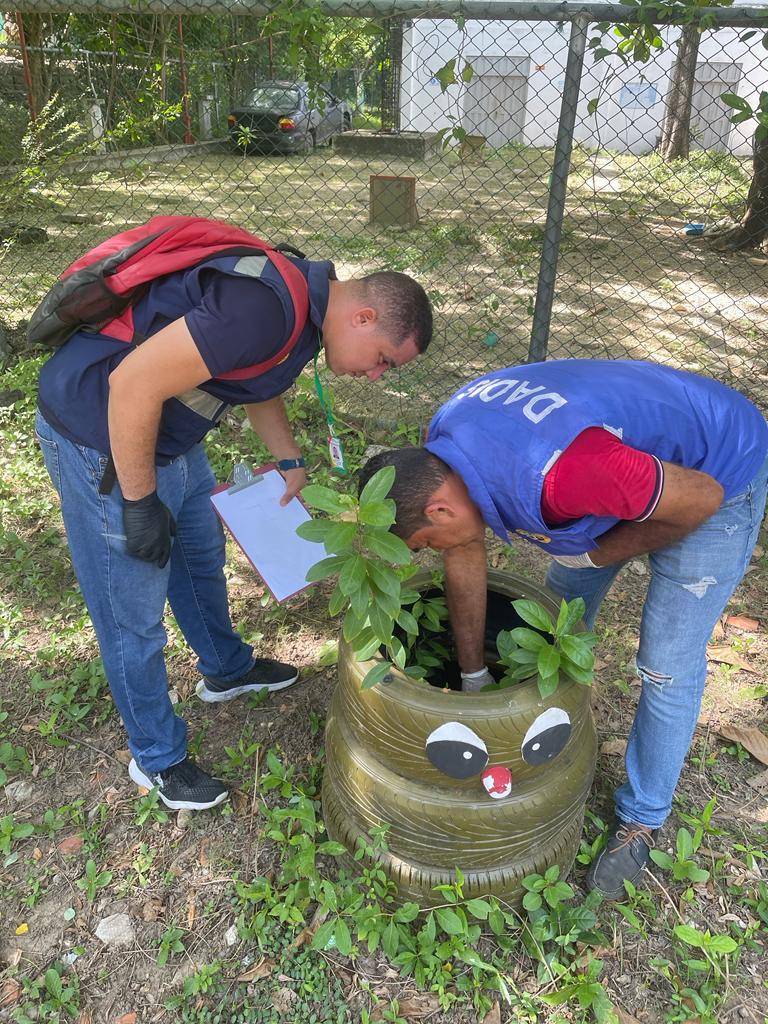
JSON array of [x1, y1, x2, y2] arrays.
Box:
[[1, 2, 767, 422]]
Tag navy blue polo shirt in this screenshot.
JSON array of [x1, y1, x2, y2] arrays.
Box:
[[38, 257, 332, 460]]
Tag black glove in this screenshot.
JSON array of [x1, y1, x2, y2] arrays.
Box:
[[123, 491, 176, 568]]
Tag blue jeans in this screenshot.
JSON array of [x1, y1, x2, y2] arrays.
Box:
[[35, 410, 254, 772], [546, 454, 768, 829]]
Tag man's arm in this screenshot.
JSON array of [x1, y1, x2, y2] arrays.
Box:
[[589, 461, 724, 566], [108, 317, 212, 499], [245, 398, 306, 505], [443, 537, 488, 672]]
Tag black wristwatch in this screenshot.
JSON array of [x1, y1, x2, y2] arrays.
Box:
[[277, 458, 305, 471]]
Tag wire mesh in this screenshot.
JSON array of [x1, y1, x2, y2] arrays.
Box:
[[1, 4, 767, 424]]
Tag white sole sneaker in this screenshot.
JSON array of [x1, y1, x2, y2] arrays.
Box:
[[195, 671, 299, 704], [128, 758, 229, 811]]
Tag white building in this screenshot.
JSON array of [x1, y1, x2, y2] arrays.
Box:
[[400, 13, 768, 155]]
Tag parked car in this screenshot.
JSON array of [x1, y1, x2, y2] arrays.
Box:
[[227, 81, 351, 155]]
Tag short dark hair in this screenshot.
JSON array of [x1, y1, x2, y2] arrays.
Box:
[[358, 447, 450, 538], [358, 271, 432, 353]]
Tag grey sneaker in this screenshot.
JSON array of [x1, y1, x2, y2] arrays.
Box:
[[195, 658, 299, 703], [128, 756, 228, 811], [586, 822, 658, 901]]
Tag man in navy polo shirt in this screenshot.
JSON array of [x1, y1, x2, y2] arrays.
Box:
[[359, 359, 768, 899], [36, 241, 432, 811]]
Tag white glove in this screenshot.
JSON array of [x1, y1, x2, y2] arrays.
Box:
[[551, 552, 598, 569], [461, 666, 495, 693]]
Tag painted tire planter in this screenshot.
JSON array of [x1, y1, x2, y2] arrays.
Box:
[[322, 569, 597, 907]]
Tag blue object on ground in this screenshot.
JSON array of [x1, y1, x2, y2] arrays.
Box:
[[683, 223, 705, 236]]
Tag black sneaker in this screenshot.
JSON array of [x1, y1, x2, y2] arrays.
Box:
[[128, 756, 228, 810], [195, 658, 299, 704], [586, 822, 658, 901]]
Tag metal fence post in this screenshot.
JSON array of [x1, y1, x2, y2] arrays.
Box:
[[528, 12, 589, 363]]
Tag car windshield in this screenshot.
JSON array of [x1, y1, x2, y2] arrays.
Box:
[[245, 87, 300, 112]]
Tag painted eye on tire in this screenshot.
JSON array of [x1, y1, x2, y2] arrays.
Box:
[[522, 708, 571, 766], [426, 722, 489, 779]]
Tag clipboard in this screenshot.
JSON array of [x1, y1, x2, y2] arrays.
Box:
[[211, 463, 324, 603]]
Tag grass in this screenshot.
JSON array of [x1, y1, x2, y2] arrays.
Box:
[[1, 349, 767, 1023]]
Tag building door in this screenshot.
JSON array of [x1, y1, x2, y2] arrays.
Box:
[[690, 61, 742, 151], [463, 55, 530, 147]]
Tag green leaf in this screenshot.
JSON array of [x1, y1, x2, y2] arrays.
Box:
[[461, 63, 474, 83], [394, 902, 420, 923], [465, 898, 491, 920], [435, 58, 457, 93], [522, 890, 542, 912], [706, 934, 738, 954], [559, 635, 594, 671], [673, 924, 705, 948], [537, 672, 560, 699], [360, 662, 392, 690], [312, 918, 336, 949], [369, 603, 394, 644], [555, 597, 586, 636], [720, 91, 751, 113], [328, 584, 347, 617], [359, 465, 395, 506], [302, 485, 348, 515], [649, 850, 674, 870], [305, 554, 349, 583], [364, 529, 411, 565], [334, 917, 352, 956], [509, 626, 548, 651], [435, 907, 464, 935], [358, 500, 396, 527], [323, 521, 357, 553], [383, 918, 399, 958], [512, 599, 554, 633], [561, 657, 593, 685], [353, 631, 382, 661], [537, 645, 561, 678], [343, 605, 368, 643], [295, 519, 333, 543], [339, 555, 366, 596], [370, 582, 402, 618], [587, 96, 599, 116], [368, 561, 401, 600], [396, 609, 419, 635]]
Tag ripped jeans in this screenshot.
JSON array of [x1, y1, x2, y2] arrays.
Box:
[[545, 453, 768, 829]]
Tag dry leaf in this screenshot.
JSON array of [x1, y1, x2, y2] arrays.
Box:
[[752, 544, 764, 559], [57, 836, 84, 855], [237, 958, 275, 983], [707, 645, 757, 673], [600, 739, 627, 757], [114, 1015, 137, 1024], [198, 840, 209, 868], [77, 1011, 92, 1024], [616, 1011, 642, 1024], [481, 1002, 502, 1024], [747, 768, 768, 791], [726, 614, 760, 632], [397, 993, 441, 1019], [270, 986, 298, 1015], [0, 979, 22, 1009], [719, 724, 768, 765], [710, 618, 726, 642], [289, 906, 329, 950], [186, 892, 196, 929], [142, 898, 165, 922], [115, 749, 133, 766], [14, 923, 28, 936]]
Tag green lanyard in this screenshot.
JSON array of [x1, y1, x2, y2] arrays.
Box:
[[314, 353, 347, 473]]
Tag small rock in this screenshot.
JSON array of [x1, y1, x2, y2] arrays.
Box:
[[4, 779, 35, 807], [225, 924, 239, 946], [629, 559, 647, 576], [175, 808, 193, 830], [95, 913, 135, 946]]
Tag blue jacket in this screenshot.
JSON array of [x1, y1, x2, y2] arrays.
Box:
[[38, 254, 331, 460], [425, 360, 768, 554]]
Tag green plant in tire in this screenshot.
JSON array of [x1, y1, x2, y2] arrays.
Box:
[[494, 596, 597, 698], [298, 466, 420, 690]]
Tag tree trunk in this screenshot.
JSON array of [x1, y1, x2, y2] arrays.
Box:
[[704, 128, 768, 251], [18, 13, 53, 116], [659, 24, 701, 162]]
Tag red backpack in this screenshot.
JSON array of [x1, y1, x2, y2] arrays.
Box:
[[27, 215, 311, 381]]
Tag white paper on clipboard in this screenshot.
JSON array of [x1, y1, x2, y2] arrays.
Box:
[[211, 466, 324, 603]]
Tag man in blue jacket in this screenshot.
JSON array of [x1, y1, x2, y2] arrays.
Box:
[[359, 360, 768, 899], [36, 239, 432, 811]]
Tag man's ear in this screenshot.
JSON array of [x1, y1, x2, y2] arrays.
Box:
[[352, 306, 377, 328], [423, 497, 457, 523]]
